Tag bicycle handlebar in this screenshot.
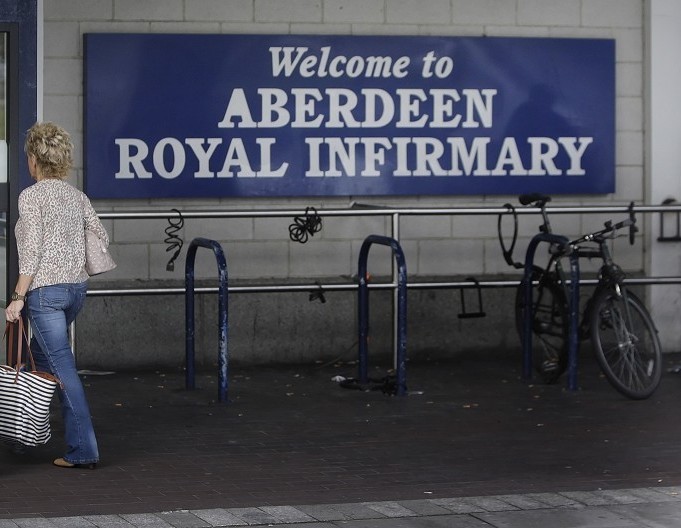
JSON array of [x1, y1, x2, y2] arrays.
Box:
[[498, 195, 638, 268], [571, 217, 636, 246], [613, 218, 635, 231]]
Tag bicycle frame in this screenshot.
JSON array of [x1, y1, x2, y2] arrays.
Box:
[[537, 200, 636, 350], [535, 202, 634, 341]]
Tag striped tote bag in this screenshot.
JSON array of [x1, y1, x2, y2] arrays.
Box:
[[0, 321, 60, 447]]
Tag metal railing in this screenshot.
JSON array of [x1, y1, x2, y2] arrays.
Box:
[[90, 202, 681, 297], [75, 203, 681, 364]]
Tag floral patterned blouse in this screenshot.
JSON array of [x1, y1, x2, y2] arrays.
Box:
[[15, 178, 109, 291]]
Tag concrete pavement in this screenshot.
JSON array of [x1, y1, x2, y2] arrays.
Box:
[[2, 349, 681, 527]]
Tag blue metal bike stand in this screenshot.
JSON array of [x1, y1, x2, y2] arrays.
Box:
[[566, 253, 580, 391], [522, 233, 581, 391], [358, 235, 408, 396], [185, 237, 229, 403]]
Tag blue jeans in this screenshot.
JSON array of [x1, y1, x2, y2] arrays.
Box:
[[26, 282, 99, 464]]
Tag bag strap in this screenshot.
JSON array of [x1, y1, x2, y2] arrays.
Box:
[[5, 319, 37, 372], [5, 321, 21, 383], [3, 322, 11, 365], [6, 320, 19, 367], [19, 319, 37, 372], [4, 320, 61, 386]]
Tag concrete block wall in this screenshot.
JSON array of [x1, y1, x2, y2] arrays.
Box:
[[40, 0, 649, 368]]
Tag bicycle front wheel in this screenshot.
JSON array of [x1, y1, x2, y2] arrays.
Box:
[[590, 288, 662, 399]]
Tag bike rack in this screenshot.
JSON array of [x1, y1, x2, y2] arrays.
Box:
[[458, 277, 486, 319], [357, 235, 408, 396], [658, 198, 681, 242], [73, 203, 681, 375], [523, 233, 581, 391], [185, 237, 229, 403]]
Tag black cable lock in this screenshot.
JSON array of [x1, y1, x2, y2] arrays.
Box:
[[497, 203, 523, 269], [628, 200, 638, 245], [165, 208, 184, 271], [289, 207, 323, 243]]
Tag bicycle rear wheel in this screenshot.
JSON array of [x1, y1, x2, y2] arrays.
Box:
[[515, 270, 569, 384], [590, 287, 662, 399]]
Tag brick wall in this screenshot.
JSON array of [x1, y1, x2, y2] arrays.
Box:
[[43, 0, 645, 281], [40, 0, 649, 366]]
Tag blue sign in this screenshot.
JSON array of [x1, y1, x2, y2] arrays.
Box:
[[84, 34, 615, 198]]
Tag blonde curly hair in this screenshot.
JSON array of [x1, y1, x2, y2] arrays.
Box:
[[24, 121, 73, 179]]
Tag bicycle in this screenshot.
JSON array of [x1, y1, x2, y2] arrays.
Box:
[[498, 193, 662, 399]]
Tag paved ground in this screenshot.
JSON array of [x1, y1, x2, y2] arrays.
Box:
[[2, 348, 681, 526]]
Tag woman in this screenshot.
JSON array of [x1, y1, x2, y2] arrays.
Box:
[[5, 121, 109, 469]]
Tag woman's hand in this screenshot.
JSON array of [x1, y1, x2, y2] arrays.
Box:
[[5, 300, 24, 322]]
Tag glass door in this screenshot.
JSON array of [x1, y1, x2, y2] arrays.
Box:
[[0, 24, 17, 309], [0, 32, 7, 304]]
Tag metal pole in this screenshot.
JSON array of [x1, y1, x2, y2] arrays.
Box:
[[185, 237, 229, 403], [84, 275, 681, 300], [392, 212, 400, 371], [185, 243, 198, 391], [357, 234, 408, 395], [357, 239, 371, 385], [95, 203, 681, 221], [568, 253, 581, 391]]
